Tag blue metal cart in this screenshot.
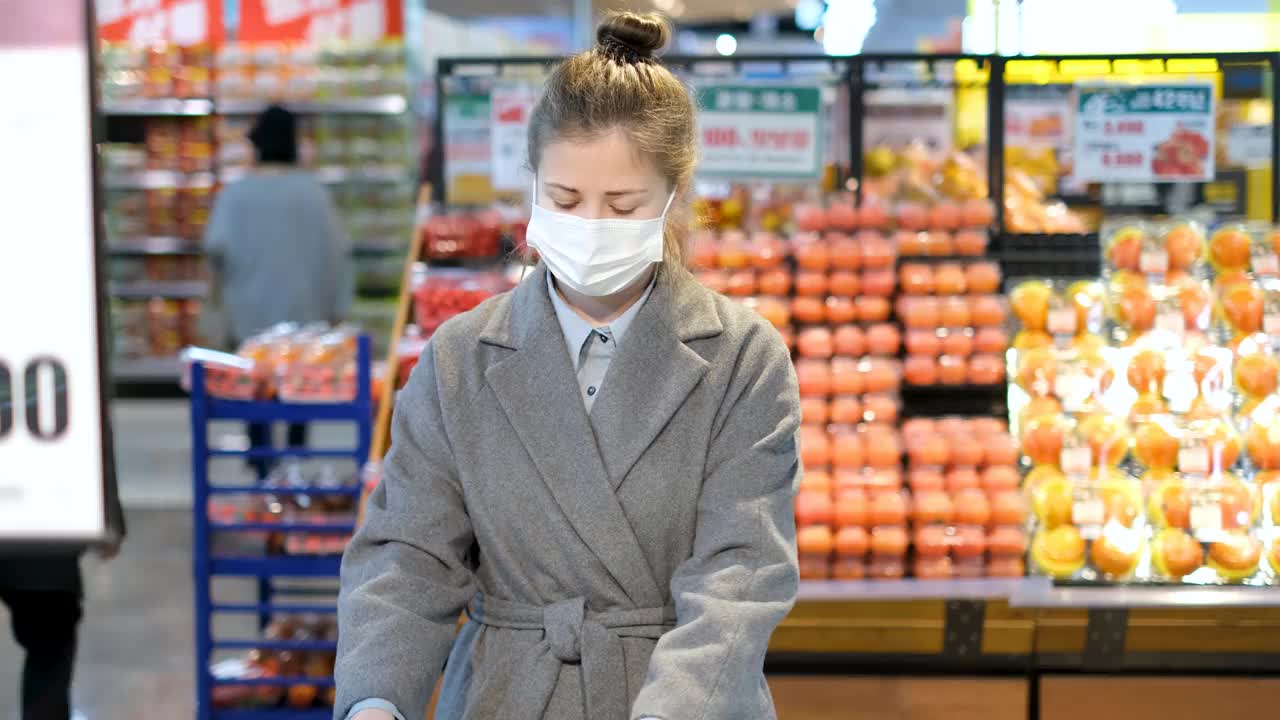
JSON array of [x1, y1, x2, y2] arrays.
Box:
[[190, 336, 373, 720]]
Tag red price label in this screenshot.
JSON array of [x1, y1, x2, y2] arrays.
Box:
[[1102, 152, 1143, 168], [703, 127, 741, 147], [1104, 120, 1145, 135]]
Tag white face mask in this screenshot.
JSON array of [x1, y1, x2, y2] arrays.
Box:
[[526, 180, 674, 297]]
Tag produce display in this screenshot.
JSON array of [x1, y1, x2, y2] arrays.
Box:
[[1010, 216, 1280, 585], [181, 323, 362, 402], [689, 188, 1025, 580], [211, 614, 338, 711], [209, 461, 360, 557]]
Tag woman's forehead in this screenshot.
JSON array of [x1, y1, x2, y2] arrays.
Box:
[[539, 128, 661, 189]]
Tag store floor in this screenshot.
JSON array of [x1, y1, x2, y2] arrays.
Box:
[[0, 399, 358, 719]]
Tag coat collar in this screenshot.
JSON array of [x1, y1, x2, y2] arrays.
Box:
[[479, 263, 722, 607], [479, 263, 723, 350]]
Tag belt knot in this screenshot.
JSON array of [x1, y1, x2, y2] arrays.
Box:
[[542, 596, 586, 662]]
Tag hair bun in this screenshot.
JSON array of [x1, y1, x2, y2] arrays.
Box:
[[596, 11, 669, 62]]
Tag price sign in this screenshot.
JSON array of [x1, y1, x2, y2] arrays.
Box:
[[1179, 446, 1210, 475], [864, 87, 953, 153], [490, 84, 537, 192], [1074, 83, 1215, 183], [97, 0, 224, 46], [696, 85, 823, 179], [1072, 497, 1105, 526], [1, 0, 113, 542], [1060, 446, 1093, 476], [1190, 501, 1222, 533], [1047, 308, 1077, 335], [239, 0, 404, 43]]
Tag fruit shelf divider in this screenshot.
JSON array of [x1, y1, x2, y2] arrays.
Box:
[[189, 335, 373, 720]]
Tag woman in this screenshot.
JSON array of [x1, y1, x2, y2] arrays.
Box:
[[336, 12, 801, 720], [204, 105, 352, 474]]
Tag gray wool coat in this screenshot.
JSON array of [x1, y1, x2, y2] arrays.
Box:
[[335, 263, 802, 720]]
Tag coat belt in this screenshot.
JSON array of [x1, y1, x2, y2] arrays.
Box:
[[466, 594, 676, 720]]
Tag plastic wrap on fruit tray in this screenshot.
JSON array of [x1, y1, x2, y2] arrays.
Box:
[[277, 328, 359, 403], [179, 347, 267, 400], [412, 266, 511, 336], [1102, 216, 1208, 283]]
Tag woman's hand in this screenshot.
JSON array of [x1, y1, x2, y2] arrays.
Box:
[[351, 709, 397, 720]]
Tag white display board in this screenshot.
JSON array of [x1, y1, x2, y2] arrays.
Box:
[[1073, 83, 1216, 183], [696, 85, 824, 179], [0, 0, 110, 542]]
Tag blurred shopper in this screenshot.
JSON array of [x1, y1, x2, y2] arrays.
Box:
[[204, 105, 353, 475], [0, 453, 124, 720], [336, 12, 801, 720]]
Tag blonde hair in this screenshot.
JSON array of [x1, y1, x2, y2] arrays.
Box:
[[527, 11, 697, 265]]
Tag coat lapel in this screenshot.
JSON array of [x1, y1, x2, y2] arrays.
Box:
[[590, 266, 723, 490], [480, 265, 664, 606]]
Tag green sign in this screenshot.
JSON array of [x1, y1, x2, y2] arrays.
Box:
[[697, 86, 821, 114], [696, 84, 824, 179]]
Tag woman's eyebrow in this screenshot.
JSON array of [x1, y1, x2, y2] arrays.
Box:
[[546, 182, 580, 194]]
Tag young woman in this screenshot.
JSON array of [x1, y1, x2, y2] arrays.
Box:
[[336, 12, 802, 720]]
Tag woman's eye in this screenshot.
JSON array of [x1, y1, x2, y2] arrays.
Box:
[[611, 206, 638, 216], [553, 201, 578, 210]]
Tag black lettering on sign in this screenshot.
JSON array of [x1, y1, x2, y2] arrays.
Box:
[[24, 357, 69, 440]]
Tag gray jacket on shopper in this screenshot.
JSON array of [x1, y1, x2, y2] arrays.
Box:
[[335, 263, 802, 720]]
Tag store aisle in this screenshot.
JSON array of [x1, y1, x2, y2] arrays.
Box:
[[0, 511, 195, 720]]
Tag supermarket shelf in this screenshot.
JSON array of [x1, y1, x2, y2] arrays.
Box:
[[102, 98, 214, 116], [109, 236, 203, 255], [212, 603, 337, 615], [315, 165, 408, 184], [208, 556, 343, 577], [798, 577, 1051, 602], [217, 95, 407, 115], [210, 522, 355, 534], [1010, 583, 1280, 609], [113, 356, 182, 382], [111, 280, 208, 299], [103, 170, 216, 190], [206, 484, 363, 496], [204, 397, 366, 422], [211, 708, 334, 720], [213, 639, 338, 653]]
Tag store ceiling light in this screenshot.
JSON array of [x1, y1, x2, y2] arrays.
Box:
[[794, 0, 824, 31], [821, 0, 877, 56], [715, 33, 738, 56]]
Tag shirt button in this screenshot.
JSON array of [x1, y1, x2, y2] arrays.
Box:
[[587, 386, 597, 396], [599, 334, 609, 343]]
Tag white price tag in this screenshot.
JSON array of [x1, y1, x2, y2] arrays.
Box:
[[1140, 249, 1169, 275], [1072, 498, 1105, 526], [1156, 310, 1185, 336], [1179, 446, 1210, 475], [1265, 313, 1280, 336], [1190, 502, 1222, 532], [1254, 252, 1280, 277], [1060, 446, 1093, 475], [1047, 308, 1078, 335]]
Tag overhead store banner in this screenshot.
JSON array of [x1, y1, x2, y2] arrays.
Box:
[[697, 85, 823, 179], [1073, 83, 1216, 183], [2, 0, 111, 542], [863, 88, 953, 152], [96, 0, 225, 46], [490, 84, 537, 192], [239, 0, 404, 43]]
